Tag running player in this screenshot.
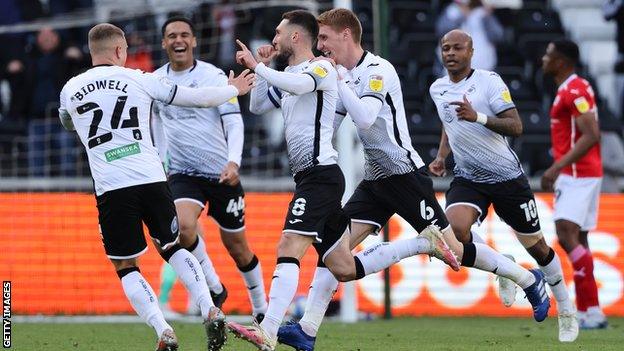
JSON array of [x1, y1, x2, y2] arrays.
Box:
[[58, 23, 254, 351], [225, 10, 459, 351], [276, 10, 553, 351], [428, 29, 578, 342], [541, 39, 606, 329], [152, 16, 268, 320]]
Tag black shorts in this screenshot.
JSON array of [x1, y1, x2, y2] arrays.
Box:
[[283, 165, 349, 259], [168, 173, 245, 232], [96, 181, 179, 259], [445, 176, 541, 234], [343, 167, 449, 233]]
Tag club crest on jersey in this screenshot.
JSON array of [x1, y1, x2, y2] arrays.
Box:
[[466, 84, 476, 95], [171, 216, 179, 234], [442, 102, 454, 122], [501, 89, 513, 103], [312, 65, 328, 78], [574, 96, 590, 113], [369, 75, 383, 92]]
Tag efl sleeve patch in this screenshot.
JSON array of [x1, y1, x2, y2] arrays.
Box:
[[369, 75, 383, 92], [228, 96, 238, 104], [501, 89, 512, 103], [312, 65, 328, 78], [573, 96, 590, 114]]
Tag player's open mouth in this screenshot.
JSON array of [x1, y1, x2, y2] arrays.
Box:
[[323, 51, 332, 57], [173, 47, 187, 53]]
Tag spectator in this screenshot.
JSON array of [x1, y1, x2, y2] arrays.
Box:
[[600, 131, 624, 192], [124, 32, 154, 72], [603, 0, 624, 117], [25, 27, 88, 176], [436, 0, 504, 71]]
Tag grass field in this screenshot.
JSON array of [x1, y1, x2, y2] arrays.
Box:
[[13, 317, 623, 351]]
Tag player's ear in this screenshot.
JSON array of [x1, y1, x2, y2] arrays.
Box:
[[192, 36, 197, 49], [343, 27, 350, 41], [161, 38, 166, 50]]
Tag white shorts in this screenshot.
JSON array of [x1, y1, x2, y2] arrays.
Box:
[[553, 174, 602, 231]]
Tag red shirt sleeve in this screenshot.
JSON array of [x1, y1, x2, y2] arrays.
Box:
[[564, 81, 595, 118]]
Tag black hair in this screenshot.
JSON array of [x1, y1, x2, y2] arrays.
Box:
[[282, 10, 319, 41], [161, 16, 195, 37], [552, 39, 580, 65]]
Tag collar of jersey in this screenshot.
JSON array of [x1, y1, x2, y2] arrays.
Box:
[[287, 59, 311, 72], [167, 59, 198, 75], [449, 68, 475, 85], [558, 73, 578, 91], [92, 64, 113, 68]]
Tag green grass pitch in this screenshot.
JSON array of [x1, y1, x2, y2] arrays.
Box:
[[14, 317, 623, 350]]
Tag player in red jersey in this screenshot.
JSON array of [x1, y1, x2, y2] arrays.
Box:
[[541, 39, 606, 329]]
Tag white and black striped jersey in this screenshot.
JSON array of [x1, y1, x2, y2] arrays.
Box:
[[429, 69, 523, 183], [335, 52, 424, 180], [250, 60, 338, 176], [59, 65, 177, 195], [152, 60, 243, 179]]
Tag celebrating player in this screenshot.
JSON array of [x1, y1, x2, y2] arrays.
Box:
[[276, 10, 554, 351], [428, 29, 577, 342], [541, 39, 607, 329], [152, 16, 268, 320], [226, 10, 459, 351], [58, 23, 254, 351]]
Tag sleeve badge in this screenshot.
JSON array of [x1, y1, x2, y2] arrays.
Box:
[[573, 96, 590, 113], [312, 65, 328, 78], [369, 75, 383, 92], [501, 89, 512, 103]]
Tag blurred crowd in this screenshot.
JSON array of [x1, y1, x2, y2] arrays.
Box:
[[0, 0, 622, 191]]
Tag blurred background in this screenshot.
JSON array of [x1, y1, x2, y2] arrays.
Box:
[[0, 0, 623, 320]]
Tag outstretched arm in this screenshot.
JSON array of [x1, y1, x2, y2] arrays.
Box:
[[337, 79, 382, 130]]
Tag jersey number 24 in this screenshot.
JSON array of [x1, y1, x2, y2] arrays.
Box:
[[77, 96, 139, 149]]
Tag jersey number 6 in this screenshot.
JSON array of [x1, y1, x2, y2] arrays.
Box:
[[77, 96, 139, 149]]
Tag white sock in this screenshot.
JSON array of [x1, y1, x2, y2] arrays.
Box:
[[190, 235, 223, 294], [260, 261, 300, 341], [121, 270, 172, 337], [299, 267, 338, 337], [540, 251, 574, 314], [168, 249, 214, 319], [471, 243, 535, 289], [239, 256, 268, 315], [355, 237, 430, 275], [470, 230, 487, 244]]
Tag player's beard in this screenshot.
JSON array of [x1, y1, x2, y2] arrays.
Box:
[[276, 46, 294, 63]]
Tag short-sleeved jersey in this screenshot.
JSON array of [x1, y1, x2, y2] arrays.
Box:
[[550, 74, 602, 177], [265, 60, 339, 175], [430, 69, 523, 183], [153, 60, 241, 179], [59, 65, 177, 195], [336, 52, 424, 180]]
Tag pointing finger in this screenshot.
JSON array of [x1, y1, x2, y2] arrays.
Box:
[[236, 39, 249, 51]]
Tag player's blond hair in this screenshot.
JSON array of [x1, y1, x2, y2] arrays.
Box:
[[88, 23, 125, 55], [317, 8, 362, 44]]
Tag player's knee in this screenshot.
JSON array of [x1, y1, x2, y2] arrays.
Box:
[[225, 243, 252, 267], [329, 264, 355, 282], [111, 258, 138, 273], [177, 217, 197, 237], [450, 223, 471, 243]]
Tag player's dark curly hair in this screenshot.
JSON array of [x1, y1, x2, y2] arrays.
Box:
[[282, 10, 319, 42], [161, 16, 195, 37], [552, 39, 580, 65]]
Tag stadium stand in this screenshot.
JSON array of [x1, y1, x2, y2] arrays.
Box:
[[0, 0, 621, 187]]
